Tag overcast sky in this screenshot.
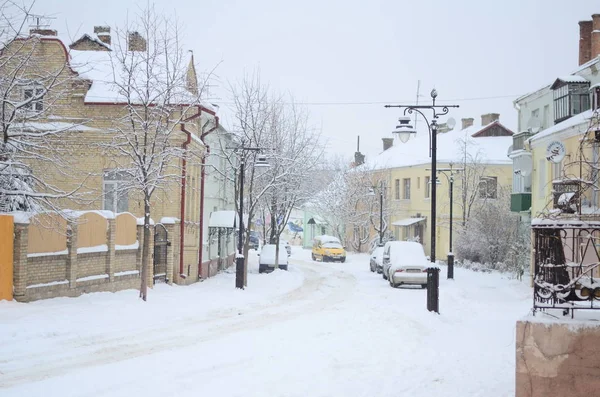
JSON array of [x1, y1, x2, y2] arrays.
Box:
[[40, 0, 600, 160]]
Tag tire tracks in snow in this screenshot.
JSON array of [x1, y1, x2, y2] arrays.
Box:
[[0, 261, 356, 388]]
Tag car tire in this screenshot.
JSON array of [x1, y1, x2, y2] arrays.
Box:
[[389, 278, 395, 288], [370, 264, 374, 272], [311, 254, 316, 261], [341, 258, 346, 263], [382, 271, 387, 280]]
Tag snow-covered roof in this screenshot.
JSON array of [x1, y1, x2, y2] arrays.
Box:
[[366, 120, 513, 170], [67, 40, 201, 106], [529, 109, 595, 144], [392, 217, 426, 226], [554, 75, 588, 84], [208, 210, 236, 228]]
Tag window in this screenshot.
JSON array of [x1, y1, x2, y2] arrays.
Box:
[[479, 176, 497, 199], [543, 105, 550, 129], [425, 176, 430, 198], [403, 178, 411, 200], [23, 86, 44, 112], [394, 179, 400, 200], [103, 170, 130, 213], [551, 161, 562, 181], [593, 86, 600, 111], [553, 82, 590, 124]]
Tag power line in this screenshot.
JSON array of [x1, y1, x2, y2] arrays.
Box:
[[214, 94, 521, 107]]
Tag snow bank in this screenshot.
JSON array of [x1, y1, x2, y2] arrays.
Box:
[[116, 241, 139, 251], [77, 244, 108, 254]]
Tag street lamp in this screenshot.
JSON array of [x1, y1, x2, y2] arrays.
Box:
[[234, 146, 270, 289], [367, 180, 385, 246], [434, 164, 463, 279], [385, 89, 459, 264]]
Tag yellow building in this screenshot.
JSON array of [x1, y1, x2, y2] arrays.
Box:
[[2, 28, 216, 286], [366, 114, 514, 260]]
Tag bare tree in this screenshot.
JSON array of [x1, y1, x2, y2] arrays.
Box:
[[97, 6, 208, 300], [0, 1, 90, 212]]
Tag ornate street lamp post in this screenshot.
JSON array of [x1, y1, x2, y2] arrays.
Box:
[[233, 147, 269, 289], [385, 89, 459, 264], [435, 165, 463, 279]]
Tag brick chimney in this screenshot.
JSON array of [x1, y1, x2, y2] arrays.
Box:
[[94, 26, 111, 46], [481, 113, 500, 126], [461, 118, 474, 130], [579, 20, 593, 66], [128, 31, 147, 51], [592, 14, 600, 63], [29, 28, 57, 36], [382, 138, 394, 151]]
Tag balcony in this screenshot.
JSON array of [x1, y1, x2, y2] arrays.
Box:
[[511, 192, 531, 212], [512, 131, 534, 152]]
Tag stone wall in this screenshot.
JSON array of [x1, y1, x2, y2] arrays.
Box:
[[516, 319, 600, 397]]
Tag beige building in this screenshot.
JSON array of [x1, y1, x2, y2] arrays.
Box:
[[2, 26, 220, 300], [365, 114, 514, 260]]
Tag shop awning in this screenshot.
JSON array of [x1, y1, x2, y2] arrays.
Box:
[[209, 210, 236, 228], [392, 217, 426, 227], [307, 216, 326, 225]]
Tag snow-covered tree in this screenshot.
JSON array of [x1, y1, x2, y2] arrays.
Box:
[[225, 74, 324, 280], [96, 6, 209, 300]]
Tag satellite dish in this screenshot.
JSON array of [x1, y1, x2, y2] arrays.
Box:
[[527, 117, 542, 133], [446, 117, 456, 130], [507, 145, 513, 157]]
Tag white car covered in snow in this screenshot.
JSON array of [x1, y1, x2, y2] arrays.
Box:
[[258, 244, 289, 273], [382, 241, 429, 288]]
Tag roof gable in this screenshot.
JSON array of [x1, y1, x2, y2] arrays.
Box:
[[550, 75, 589, 90], [471, 121, 514, 138]]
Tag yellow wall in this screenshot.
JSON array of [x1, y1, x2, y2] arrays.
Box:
[[387, 162, 513, 260], [0, 215, 14, 301], [531, 134, 585, 217]]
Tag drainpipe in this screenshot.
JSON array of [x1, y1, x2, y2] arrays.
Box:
[[179, 106, 202, 279], [198, 115, 219, 279]]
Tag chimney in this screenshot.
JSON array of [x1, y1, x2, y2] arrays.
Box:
[[94, 26, 111, 45], [382, 137, 394, 151], [592, 14, 600, 62], [461, 118, 474, 130], [579, 20, 593, 66], [29, 28, 57, 36], [128, 31, 147, 51], [481, 113, 500, 126]]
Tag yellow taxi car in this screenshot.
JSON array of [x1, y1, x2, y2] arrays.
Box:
[[311, 235, 346, 263]]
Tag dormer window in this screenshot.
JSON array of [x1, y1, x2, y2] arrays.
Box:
[[551, 77, 590, 124]]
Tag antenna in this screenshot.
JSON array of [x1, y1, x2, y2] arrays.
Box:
[[27, 13, 55, 29], [414, 80, 421, 129]]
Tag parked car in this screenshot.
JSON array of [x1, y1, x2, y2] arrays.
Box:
[[280, 240, 292, 256], [311, 235, 346, 262], [258, 244, 289, 273], [248, 230, 260, 250], [382, 241, 429, 288], [370, 246, 385, 273]]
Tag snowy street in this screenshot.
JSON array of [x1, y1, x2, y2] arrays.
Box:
[[0, 248, 531, 397]]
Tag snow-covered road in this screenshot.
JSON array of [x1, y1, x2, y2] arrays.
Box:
[[0, 248, 531, 397]]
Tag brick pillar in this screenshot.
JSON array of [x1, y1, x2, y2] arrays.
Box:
[[592, 15, 600, 62], [163, 222, 176, 285], [136, 224, 144, 272], [106, 218, 116, 282], [171, 221, 182, 284], [12, 223, 28, 300], [579, 20, 593, 66], [66, 221, 78, 288]]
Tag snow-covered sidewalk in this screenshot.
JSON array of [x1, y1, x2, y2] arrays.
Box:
[[0, 247, 531, 397]]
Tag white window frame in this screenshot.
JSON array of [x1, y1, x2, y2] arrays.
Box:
[[103, 170, 130, 213], [23, 85, 44, 112]]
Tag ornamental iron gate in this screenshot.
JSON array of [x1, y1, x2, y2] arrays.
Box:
[[533, 222, 600, 317], [153, 224, 169, 284]]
